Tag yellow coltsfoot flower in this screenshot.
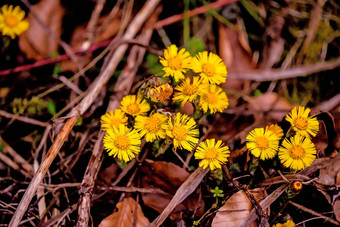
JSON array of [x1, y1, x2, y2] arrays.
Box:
[[103, 124, 141, 162], [148, 83, 173, 103], [194, 139, 230, 170], [173, 76, 201, 106], [278, 134, 317, 171], [166, 113, 199, 151], [134, 112, 168, 142], [272, 220, 295, 227], [198, 84, 229, 114], [159, 44, 192, 82], [192, 51, 227, 85], [100, 109, 128, 131], [286, 106, 319, 137], [120, 94, 150, 117], [0, 5, 29, 39], [246, 128, 280, 160], [266, 124, 284, 139]]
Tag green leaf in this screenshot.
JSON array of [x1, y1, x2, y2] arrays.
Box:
[[47, 100, 56, 116], [185, 37, 205, 55]]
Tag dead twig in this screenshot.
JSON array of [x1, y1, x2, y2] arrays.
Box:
[[0, 110, 50, 128], [288, 201, 340, 226], [229, 57, 340, 81], [154, 0, 238, 29]]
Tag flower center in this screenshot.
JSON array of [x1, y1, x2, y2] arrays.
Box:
[[204, 92, 218, 104], [204, 147, 218, 160], [127, 103, 140, 115], [144, 116, 161, 133], [114, 134, 130, 150], [168, 56, 182, 70], [182, 84, 198, 96], [172, 125, 187, 141], [202, 63, 215, 77], [294, 116, 307, 130], [5, 15, 18, 27], [255, 136, 269, 150], [290, 145, 304, 159]]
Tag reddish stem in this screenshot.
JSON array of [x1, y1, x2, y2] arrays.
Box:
[[154, 0, 238, 28]]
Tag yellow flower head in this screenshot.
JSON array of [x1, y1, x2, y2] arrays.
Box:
[[100, 109, 128, 131], [159, 44, 192, 82], [192, 51, 227, 85], [266, 124, 284, 139], [166, 113, 199, 151], [194, 139, 230, 170], [148, 83, 173, 103], [198, 84, 229, 114], [0, 5, 29, 39], [134, 112, 168, 142], [278, 135, 317, 171], [120, 94, 150, 117], [273, 220, 295, 227], [103, 124, 141, 162], [173, 76, 201, 106], [246, 128, 279, 160], [286, 106, 319, 137]]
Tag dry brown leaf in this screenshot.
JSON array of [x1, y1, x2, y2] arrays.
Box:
[[212, 188, 268, 227], [317, 152, 340, 186], [334, 199, 340, 222], [247, 92, 293, 121], [218, 21, 256, 91], [140, 161, 204, 220], [60, 13, 122, 72], [98, 197, 150, 227], [19, 0, 64, 60], [98, 163, 119, 184]]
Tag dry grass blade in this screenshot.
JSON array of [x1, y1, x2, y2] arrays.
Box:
[[238, 184, 288, 227], [150, 167, 209, 227]]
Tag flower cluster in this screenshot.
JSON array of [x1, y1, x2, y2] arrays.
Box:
[[0, 5, 29, 39], [246, 106, 319, 171], [159, 44, 229, 114], [101, 44, 230, 170]]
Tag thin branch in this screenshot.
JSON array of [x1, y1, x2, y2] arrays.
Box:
[[154, 0, 238, 29], [8, 1, 160, 226], [289, 201, 340, 226], [0, 110, 50, 128], [228, 57, 340, 81]]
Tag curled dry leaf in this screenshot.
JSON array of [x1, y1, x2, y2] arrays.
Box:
[[316, 152, 340, 203], [19, 0, 64, 60], [98, 197, 150, 227], [140, 161, 205, 220], [212, 188, 268, 227], [334, 199, 340, 222]]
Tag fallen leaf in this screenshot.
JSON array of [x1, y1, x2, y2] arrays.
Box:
[[60, 12, 122, 72], [98, 163, 119, 184], [140, 161, 205, 220], [212, 188, 268, 227], [98, 197, 150, 227], [317, 152, 340, 186], [247, 92, 293, 121], [19, 0, 65, 60], [218, 20, 256, 91]]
